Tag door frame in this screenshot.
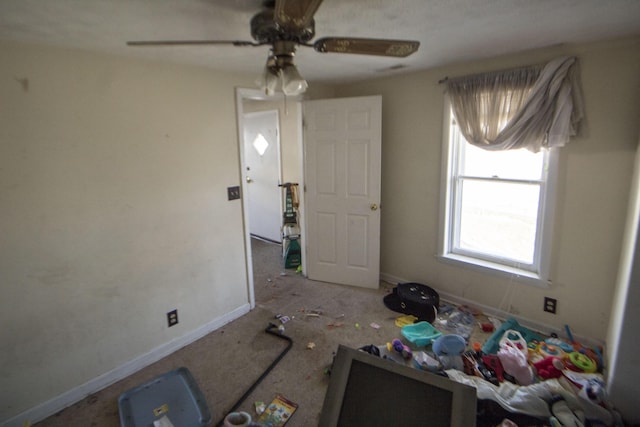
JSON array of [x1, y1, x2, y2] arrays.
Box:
[[235, 88, 305, 308]]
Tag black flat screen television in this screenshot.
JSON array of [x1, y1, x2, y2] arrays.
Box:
[[319, 345, 477, 427]]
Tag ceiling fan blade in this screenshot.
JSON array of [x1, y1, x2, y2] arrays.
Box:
[[127, 40, 260, 47], [274, 0, 323, 31], [313, 37, 420, 58]]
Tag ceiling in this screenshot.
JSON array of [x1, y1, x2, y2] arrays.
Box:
[[1, 0, 640, 84]]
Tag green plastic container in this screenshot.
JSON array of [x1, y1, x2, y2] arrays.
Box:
[[284, 237, 301, 268]]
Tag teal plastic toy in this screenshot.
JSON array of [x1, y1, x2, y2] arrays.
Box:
[[401, 321, 442, 347]]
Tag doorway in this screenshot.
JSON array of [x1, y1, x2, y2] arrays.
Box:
[[236, 90, 382, 308], [243, 109, 282, 243], [236, 88, 304, 308]]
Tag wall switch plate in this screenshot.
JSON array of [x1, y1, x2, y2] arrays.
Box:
[[227, 186, 241, 200], [167, 309, 178, 327], [543, 297, 557, 314]]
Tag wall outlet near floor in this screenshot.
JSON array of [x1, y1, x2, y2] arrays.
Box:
[[543, 297, 557, 314], [167, 309, 179, 327]]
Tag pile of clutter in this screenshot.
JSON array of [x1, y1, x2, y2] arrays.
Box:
[[381, 283, 622, 426]]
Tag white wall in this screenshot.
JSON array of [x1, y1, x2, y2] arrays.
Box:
[[607, 134, 640, 424], [0, 41, 255, 423], [335, 37, 640, 343]]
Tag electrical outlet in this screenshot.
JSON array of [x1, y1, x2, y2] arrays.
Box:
[[227, 186, 241, 200], [167, 309, 178, 327], [543, 297, 557, 314]]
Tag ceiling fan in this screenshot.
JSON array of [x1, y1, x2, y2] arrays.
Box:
[[127, 0, 420, 96]]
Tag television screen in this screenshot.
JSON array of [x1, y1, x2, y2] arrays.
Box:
[[319, 345, 477, 427]]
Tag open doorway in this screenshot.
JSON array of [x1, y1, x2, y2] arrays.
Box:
[[243, 109, 282, 243], [236, 88, 304, 308]]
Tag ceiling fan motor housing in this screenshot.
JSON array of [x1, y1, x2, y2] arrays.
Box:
[[250, 9, 315, 45]]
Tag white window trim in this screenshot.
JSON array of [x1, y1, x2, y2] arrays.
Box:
[[437, 96, 557, 287]]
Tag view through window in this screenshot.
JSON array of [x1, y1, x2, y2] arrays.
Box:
[[442, 112, 553, 277]]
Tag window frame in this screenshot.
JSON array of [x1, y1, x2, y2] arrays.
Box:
[[438, 97, 557, 287]]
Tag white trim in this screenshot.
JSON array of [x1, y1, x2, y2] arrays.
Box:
[[437, 253, 551, 288], [1, 304, 251, 427], [537, 147, 559, 284], [235, 87, 260, 309], [295, 102, 307, 276], [437, 96, 454, 261], [379, 272, 602, 349]]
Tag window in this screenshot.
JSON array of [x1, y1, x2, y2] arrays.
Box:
[[439, 102, 557, 285]]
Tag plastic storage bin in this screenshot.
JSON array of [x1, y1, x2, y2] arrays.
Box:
[[118, 367, 211, 427]]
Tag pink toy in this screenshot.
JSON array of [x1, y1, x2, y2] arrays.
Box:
[[498, 341, 533, 385]]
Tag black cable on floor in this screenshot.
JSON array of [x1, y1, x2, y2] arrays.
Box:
[[214, 323, 293, 427]]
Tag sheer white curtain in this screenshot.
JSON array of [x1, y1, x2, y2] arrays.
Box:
[[446, 56, 584, 152]]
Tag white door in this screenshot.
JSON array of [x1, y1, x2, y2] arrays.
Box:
[[304, 96, 382, 288], [243, 110, 282, 243]]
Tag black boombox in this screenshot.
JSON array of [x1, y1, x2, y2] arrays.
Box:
[[383, 282, 440, 323]]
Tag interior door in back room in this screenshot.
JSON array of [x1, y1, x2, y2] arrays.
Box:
[[303, 95, 382, 288], [243, 109, 283, 243]]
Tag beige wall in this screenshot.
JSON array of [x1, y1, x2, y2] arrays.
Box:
[[0, 41, 255, 422], [335, 37, 640, 342]]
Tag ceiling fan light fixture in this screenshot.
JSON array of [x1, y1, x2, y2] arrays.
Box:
[[256, 58, 280, 95], [280, 63, 308, 96]]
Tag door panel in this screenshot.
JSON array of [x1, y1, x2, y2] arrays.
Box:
[[304, 96, 381, 288], [243, 110, 282, 242]]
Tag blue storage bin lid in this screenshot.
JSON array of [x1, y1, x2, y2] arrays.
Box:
[[118, 367, 211, 427]]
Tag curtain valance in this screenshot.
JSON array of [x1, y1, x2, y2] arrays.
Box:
[[446, 56, 584, 152]]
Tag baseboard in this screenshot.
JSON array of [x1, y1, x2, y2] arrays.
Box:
[[380, 272, 603, 348], [2, 303, 251, 427]]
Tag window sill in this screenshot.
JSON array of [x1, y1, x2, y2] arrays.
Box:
[[437, 253, 550, 288]]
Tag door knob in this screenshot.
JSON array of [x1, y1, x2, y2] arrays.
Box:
[[370, 203, 378, 211], [246, 176, 253, 183]]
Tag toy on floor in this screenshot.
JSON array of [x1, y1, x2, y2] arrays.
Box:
[[462, 351, 499, 386], [432, 334, 466, 370], [432, 334, 466, 356], [412, 351, 441, 372], [387, 339, 412, 360], [537, 342, 566, 359], [533, 356, 565, 379], [401, 321, 442, 346], [482, 354, 505, 382], [566, 351, 597, 373], [498, 341, 533, 386], [545, 337, 575, 353], [499, 330, 528, 357]]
